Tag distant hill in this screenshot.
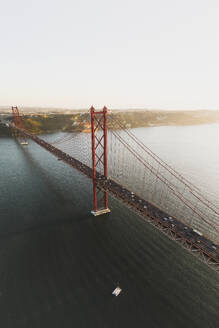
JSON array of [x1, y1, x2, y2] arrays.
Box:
[[1, 110, 219, 136], [112, 110, 219, 128]]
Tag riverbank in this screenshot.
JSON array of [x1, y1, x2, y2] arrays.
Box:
[[1, 110, 219, 135]]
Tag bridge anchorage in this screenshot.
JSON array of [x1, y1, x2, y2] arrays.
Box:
[[9, 106, 219, 272]]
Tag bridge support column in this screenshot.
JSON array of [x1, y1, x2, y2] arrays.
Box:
[[90, 106, 110, 216]]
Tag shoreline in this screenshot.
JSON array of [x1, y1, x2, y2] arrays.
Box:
[[1, 109, 219, 135]]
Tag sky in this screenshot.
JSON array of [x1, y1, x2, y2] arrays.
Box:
[[0, 0, 219, 110]]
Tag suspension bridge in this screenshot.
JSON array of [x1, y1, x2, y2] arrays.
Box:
[[6, 106, 219, 272]]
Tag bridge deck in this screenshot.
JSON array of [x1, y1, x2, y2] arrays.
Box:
[[10, 124, 219, 272]]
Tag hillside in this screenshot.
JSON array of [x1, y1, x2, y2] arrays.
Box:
[[1, 110, 219, 135]]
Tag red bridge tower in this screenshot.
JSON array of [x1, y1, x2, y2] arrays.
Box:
[[11, 106, 28, 145], [90, 106, 110, 216]]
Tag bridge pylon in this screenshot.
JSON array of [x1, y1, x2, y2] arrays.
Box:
[[90, 106, 110, 216], [11, 106, 28, 145]]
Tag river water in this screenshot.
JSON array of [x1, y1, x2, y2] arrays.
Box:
[[0, 123, 219, 328]]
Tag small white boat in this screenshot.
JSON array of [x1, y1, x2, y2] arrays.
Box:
[[193, 229, 203, 236], [112, 286, 122, 296]]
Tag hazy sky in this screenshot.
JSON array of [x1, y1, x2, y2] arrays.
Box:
[[1, 0, 219, 109]]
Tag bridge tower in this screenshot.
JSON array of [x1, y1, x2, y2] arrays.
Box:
[[11, 106, 28, 145], [90, 106, 110, 216]]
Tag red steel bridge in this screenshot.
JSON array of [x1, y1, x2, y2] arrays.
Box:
[[8, 106, 219, 272]]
